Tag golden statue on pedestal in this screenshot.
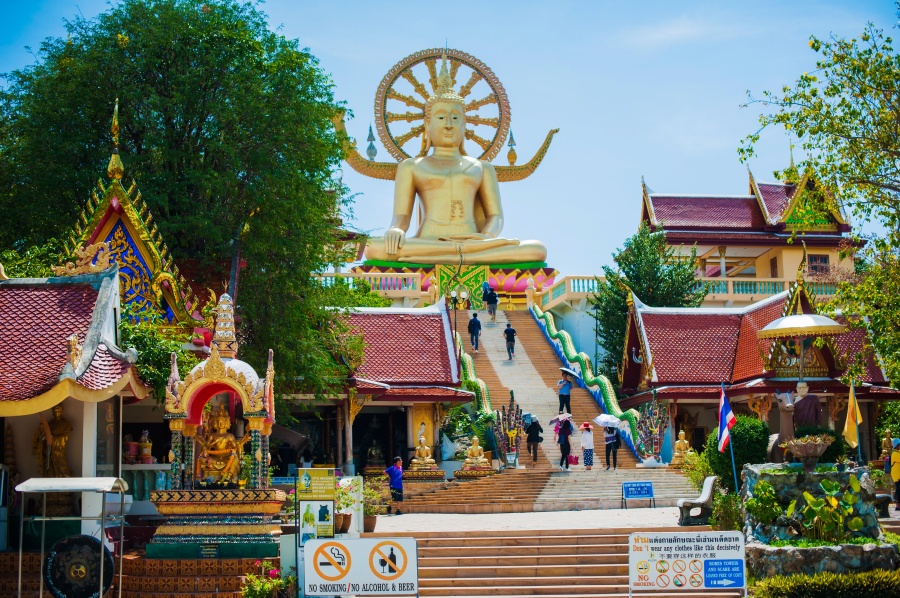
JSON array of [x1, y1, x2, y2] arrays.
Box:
[[32, 404, 73, 478], [363, 53, 547, 265], [197, 405, 248, 484], [463, 436, 490, 469], [670, 429, 692, 469], [882, 429, 893, 460], [409, 435, 436, 470]]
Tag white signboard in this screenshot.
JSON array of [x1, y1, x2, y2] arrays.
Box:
[[628, 531, 745, 595], [304, 537, 418, 596]]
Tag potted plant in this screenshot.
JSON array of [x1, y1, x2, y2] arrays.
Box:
[[241, 560, 296, 598], [334, 478, 360, 534], [835, 454, 848, 472], [362, 476, 390, 533], [781, 434, 834, 474]]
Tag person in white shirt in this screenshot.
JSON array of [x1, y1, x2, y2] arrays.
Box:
[[580, 423, 594, 470]]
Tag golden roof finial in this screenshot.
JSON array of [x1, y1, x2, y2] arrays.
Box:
[[212, 293, 238, 358], [796, 240, 808, 284], [107, 98, 124, 180]]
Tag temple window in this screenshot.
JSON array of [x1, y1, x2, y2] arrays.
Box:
[[808, 254, 829, 275]]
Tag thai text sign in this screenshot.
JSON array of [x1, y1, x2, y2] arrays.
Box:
[[622, 481, 654, 500], [304, 537, 418, 596], [628, 531, 744, 593], [296, 468, 336, 501]]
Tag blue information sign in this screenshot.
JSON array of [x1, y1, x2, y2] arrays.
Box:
[[621, 481, 655, 509], [703, 559, 744, 589]]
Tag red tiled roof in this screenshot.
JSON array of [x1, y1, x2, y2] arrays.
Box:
[[78, 344, 131, 391], [649, 196, 765, 229], [832, 316, 886, 384], [732, 297, 785, 381], [0, 284, 98, 402], [376, 386, 474, 401], [757, 182, 795, 221], [641, 312, 741, 383], [666, 231, 845, 245], [347, 310, 455, 385]]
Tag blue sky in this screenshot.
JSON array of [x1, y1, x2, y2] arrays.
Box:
[[1, 1, 895, 275]]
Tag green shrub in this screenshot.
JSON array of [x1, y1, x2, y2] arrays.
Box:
[[753, 569, 900, 597], [681, 450, 715, 492], [708, 492, 742, 531], [745, 480, 782, 524], [794, 425, 848, 463], [705, 416, 770, 493]]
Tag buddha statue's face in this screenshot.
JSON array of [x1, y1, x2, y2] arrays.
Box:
[[471, 437, 479, 447], [419, 436, 426, 445], [678, 430, 685, 440], [426, 101, 465, 149], [214, 417, 230, 434], [52, 405, 64, 419]]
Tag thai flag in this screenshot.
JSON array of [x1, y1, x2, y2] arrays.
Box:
[[718, 384, 737, 453]]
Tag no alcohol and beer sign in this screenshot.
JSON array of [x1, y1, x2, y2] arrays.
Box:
[[628, 531, 745, 595], [304, 537, 418, 596]]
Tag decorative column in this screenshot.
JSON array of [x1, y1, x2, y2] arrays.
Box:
[[718, 246, 727, 278], [246, 417, 265, 489], [261, 421, 272, 489], [167, 418, 185, 490], [183, 423, 197, 490]]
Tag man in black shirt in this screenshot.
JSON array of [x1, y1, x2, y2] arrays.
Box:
[[467, 313, 482, 353], [503, 323, 517, 360]]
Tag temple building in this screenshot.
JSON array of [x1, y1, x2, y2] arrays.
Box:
[[618, 266, 897, 460], [641, 169, 854, 307], [283, 303, 473, 475]]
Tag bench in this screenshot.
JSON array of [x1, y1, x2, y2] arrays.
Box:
[[876, 493, 893, 518], [677, 475, 718, 526]]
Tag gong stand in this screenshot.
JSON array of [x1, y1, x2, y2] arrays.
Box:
[[15, 477, 127, 598]]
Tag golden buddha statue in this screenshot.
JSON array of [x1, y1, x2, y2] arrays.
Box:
[[670, 429, 692, 469], [882, 429, 893, 460], [32, 404, 73, 478], [463, 436, 490, 469], [197, 405, 248, 484], [410, 435, 436, 470], [364, 54, 546, 265]]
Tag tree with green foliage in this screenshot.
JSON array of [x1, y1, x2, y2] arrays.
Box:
[[118, 305, 200, 401], [0, 0, 364, 396], [589, 222, 707, 385], [705, 415, 770, 493], [740, 16, 900, 385], [0, 239, 66, 278]]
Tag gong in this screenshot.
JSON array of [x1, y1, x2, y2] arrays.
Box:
[[44, 534, 114, 598]]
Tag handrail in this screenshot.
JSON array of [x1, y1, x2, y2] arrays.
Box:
[[531, 304, 642, 461], [454, 332, 491, 413]]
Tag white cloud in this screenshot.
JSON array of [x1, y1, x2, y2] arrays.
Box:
[[617, 15, 748, 50]]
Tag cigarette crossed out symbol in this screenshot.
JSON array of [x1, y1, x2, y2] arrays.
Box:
[[314, 542, 351, 582]]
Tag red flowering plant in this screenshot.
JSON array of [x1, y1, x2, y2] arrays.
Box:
[[241, 561, 296, 598]]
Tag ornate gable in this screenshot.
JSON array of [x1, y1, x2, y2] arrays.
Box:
[[779, 172, 847, 232], [63, 102, 214, 328]]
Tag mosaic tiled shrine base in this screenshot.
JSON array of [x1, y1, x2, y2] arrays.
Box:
[[148, 489, 285, 559]]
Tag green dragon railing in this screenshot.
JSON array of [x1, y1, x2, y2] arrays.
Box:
[[531, 305, 642, 459], [454, 332, 492, 413]]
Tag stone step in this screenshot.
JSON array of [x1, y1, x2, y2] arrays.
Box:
[[420, 563, 627, 579], [416, 534, 633, 548], [419, 574, 628, 588], [420, 544, 627, 558], [419, 553, 626, 567]]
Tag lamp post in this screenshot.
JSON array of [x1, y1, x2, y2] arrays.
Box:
[[449, 288, 469, 356]]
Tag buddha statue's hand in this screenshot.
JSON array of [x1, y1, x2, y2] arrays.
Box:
[[384, 228, 406, 255]]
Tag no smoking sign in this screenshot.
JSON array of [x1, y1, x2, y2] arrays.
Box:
[[305, 537, 418, 596]]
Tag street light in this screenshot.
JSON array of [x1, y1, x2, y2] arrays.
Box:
[[449, 288, 469, 357]]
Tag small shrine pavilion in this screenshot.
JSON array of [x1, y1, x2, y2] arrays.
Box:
[[0, 258, 150, 528]]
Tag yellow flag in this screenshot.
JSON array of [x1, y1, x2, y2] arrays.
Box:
[[843, 382, 863, 449]]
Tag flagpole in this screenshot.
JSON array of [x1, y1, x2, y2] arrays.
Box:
[[721, 383, 740, 493], [853, 381, 863, 463]]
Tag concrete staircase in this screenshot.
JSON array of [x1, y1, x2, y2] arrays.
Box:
[[367, 527, 741, 597]]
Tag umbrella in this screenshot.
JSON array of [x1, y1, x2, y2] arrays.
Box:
[[549, 413, 572, 425], [593, 413, 621, 428], [559, 367, 580, 378]]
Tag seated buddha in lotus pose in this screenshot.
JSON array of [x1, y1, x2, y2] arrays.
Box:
[[197, 405, 249, 484], [463, 436, 490, 469], [364, 54, 547, 265], [670, 429, 692, 469], [410, 435, 436, 470]]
